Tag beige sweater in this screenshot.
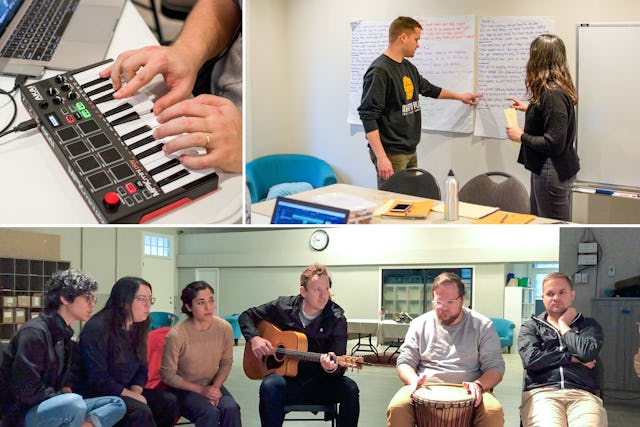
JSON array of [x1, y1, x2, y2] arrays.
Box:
[[160, 316, 234, 388]]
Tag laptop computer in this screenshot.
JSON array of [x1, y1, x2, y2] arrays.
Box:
[[271, 197, 350, 225], [0, 0, 125, 76]]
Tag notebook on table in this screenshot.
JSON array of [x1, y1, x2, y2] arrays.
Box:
[[270, 197, 350, 225], [0, 0, 125, 76]]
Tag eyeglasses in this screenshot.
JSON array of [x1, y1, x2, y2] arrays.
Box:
[[134, 296, 156, 305], [432, 296, 461, 308], [83, 294, 97, 304]]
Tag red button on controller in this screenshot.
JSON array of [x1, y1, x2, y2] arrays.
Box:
[[103, 192, 121, 211]]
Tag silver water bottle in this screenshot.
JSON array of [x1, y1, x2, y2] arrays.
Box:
[[444, 169, 459, 221]]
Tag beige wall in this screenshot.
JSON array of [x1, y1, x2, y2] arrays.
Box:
[[177, 227, 559, 318]]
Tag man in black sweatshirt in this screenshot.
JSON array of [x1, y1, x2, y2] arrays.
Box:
[[358, 16, 481, 188]]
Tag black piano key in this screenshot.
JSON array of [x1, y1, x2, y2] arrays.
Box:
[[80, 76, 109, 90], [156, 169, 190, 188], [147, 158, 181, 176], [109, 111, 140, 127], [103, 102, 133, 118], [120, 125, 151, 141], [136, 143, 163, 160], [86, 82, 113, 98]]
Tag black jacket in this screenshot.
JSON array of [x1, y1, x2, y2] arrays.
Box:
[[239, 295, 348, 382], [0, 310, 74, 427], [518, 311, 603, 394]]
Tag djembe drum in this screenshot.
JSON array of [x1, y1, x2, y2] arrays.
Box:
[[412, 384, 474, 427]]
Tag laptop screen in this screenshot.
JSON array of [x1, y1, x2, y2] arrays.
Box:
[[271, 197, 350, 224], [0, 0, 23, 36]]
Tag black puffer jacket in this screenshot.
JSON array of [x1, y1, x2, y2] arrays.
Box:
[[518, 312, 603, 394], [0, 310, 73, 427], [239, 295, 348, 382]]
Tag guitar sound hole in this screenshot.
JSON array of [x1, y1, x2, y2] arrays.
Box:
[[264, 346, 286, 369]]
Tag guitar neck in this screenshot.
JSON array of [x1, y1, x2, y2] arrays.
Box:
[[276, 348, 323, 363]]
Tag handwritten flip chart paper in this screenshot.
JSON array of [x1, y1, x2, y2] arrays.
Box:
[[474, 16, 554, 139], [349, 16, 476, 134]]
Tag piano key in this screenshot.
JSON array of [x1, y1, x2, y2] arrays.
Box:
[[85, 82, 113, 98], [112, 115, 159, 138], [159, 168, 216, 194], [73, 62, 111, 86], [134, 141, 163, 158]]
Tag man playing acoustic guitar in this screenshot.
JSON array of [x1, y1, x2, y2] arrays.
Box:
[[238, 263, 360, 427]]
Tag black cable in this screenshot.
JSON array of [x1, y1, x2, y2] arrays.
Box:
[[0, 118, 38, 138], [0, 74, 29, 136]]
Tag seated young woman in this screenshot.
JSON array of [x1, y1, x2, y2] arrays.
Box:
[[160, 281, 241, 427], [74, 276, 180, 427]]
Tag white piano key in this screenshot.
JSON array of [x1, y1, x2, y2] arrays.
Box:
[[160, 168, 217, 194], [73, 62, 112, 86], [112, 115, 160, 137]]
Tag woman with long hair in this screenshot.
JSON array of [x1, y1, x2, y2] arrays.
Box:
[[75, 277, 179, 426], [506, 34, 580, 222], [161, 281, 241, 427]]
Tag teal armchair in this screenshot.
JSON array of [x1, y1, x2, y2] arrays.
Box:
[[246, 154, 337, 203], [490, 317, 515, 353]]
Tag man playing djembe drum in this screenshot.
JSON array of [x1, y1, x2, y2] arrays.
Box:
[[518, 272, 607, 426], [387, 272, 505, 427]]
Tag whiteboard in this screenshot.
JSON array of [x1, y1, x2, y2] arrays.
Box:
[[576, 23, 640, 190]]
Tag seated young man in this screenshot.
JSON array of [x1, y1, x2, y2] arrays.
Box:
[[386, 272, 505, 427], [0, 269, 125, 427], [239, 263, 360, 427], [519, 272, 607, 427]]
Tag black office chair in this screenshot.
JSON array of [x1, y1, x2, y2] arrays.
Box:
[[379, 168, 441, 200], [132, 0, 165, 44], [458, 171, 530, 214], [160, 0, 196, 20], [283, 403, 338, 426]]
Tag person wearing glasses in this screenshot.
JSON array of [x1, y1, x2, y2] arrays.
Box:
[[386, 272, 505, 427], [0, 269, 126, 427], [160, 281, 241, 427], [238, 263, 360, 427], [74, 277, 180, 427]]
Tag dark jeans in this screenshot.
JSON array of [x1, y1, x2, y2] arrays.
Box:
[[167, 386, 241, 427], [116, 388, 179, 427], [530, 157, 574, 222], [258, 373, 360, 427]]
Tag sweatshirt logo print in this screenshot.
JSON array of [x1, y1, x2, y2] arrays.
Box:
[[402, 75, 421, 116]]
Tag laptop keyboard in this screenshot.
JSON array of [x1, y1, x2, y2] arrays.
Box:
[[0, 0, 79, 61]]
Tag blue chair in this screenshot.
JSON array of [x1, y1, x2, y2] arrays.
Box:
[[149, 311, 179, 331], [490, 317, 515, 353], [246, 154, 338, 203], [223, 314, 242, 345]]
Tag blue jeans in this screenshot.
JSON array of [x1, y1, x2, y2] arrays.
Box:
[[167, 386, 241, 427], [530, 157, 574, 221], [259, 373, 360, 427], [24, 393, 126, 427]]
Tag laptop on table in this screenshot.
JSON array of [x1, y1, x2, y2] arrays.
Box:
[[271, 197, 350, 225], [0, 0, 125, 76]]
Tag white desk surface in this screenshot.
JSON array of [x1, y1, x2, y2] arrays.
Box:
[[0, 1, 242, 224], [251, 183, 557, 225]]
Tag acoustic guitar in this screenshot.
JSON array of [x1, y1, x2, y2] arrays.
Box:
[[243, 320, 366, 379]]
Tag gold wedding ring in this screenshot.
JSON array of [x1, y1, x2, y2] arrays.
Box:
[[205, 133, 211, 148]]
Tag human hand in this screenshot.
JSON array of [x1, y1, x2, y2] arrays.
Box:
[[250, 336, 274, 358], [506, 97, 528, 112], [320, 352, 338, 372], [459, 92, 482, 106], [154, 94, 242, 173], [571, 356, 596, 369], [559, 307, 578, 327], [201, 385, 222, 404], [61, 386, 72, 393], [505, 125, 524, 142], [463, 381, 484, 407], [376, 156, 394, 181], [409, 374, 426, 397], [100, 45, 200, 115]]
